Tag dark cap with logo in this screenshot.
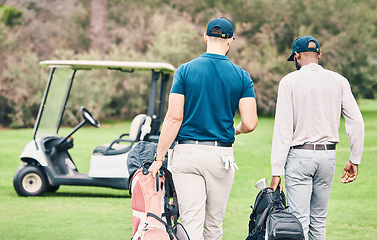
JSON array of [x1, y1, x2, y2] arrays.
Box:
[[287, 35, 321, 61], [206, 17, 234, 39]]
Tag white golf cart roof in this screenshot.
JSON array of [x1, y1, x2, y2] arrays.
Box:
[[40, 60, 176, 73], [34, 60, 176, 140]]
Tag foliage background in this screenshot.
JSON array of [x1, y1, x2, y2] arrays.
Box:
[[1, 0, 377, 128]]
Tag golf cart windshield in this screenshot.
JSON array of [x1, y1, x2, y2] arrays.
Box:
[[34, 68, 75, 139], [34, 60, 176, 140]]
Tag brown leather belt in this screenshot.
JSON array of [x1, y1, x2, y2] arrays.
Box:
[[292, 143, 336, 150], [177, 140, 232, 147]]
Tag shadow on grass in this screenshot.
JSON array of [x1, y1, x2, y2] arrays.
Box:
[[44, 191, 131, 198]]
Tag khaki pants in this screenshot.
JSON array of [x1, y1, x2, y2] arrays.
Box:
[[170, 144, 235, 240]]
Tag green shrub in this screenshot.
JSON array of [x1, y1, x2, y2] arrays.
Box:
[[0, 4, 22, 27]]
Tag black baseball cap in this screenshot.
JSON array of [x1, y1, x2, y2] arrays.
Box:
[[287, 35, 321, 61], [206, 17, 234, 39]]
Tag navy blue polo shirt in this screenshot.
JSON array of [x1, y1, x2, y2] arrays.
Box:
[[171, 53, 255, 143]]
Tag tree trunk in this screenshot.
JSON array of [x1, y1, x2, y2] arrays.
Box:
[[89, 0, 108, 53]]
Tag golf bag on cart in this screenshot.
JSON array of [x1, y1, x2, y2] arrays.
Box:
[[128, 141, 189, 240], [246, 186, 304, 240]]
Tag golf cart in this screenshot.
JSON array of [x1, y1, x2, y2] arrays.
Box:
[[13, 60, 176, 197]]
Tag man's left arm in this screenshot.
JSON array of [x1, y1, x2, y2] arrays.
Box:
[[341, 80, 365, 183], [235, 97, 258, 135]]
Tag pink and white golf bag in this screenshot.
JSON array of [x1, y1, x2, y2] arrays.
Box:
[[130, 164, 189, 240]]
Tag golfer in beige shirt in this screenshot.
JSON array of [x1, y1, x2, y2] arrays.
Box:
[[270, 36, 364, 240]]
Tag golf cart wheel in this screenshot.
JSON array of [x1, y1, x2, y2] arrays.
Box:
[[13, 166, 48, 197]]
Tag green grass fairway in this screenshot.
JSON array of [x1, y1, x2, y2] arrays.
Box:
[[1, 100, 376, 239]]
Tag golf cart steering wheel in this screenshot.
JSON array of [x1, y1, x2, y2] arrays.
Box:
[[81, 107, 100, 128]]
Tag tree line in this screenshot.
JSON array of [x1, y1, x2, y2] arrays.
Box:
[[1, 0, 376, 128]]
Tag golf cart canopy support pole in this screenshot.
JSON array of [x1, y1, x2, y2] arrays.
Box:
[[155, 73, 170, 130], [57, 70, 76, 135], [33, 68, 56, 142], [147, 70, 161, 117]]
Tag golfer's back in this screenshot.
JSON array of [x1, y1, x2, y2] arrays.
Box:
[[171, 52, 255, 143]]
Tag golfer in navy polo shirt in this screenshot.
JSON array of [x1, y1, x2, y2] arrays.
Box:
[[149, 17, 258, 239]]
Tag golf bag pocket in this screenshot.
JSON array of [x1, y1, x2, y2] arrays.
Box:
[[265, 209, 304, 240], [137, 214, 172, 240], [140, 227, 171, 240]]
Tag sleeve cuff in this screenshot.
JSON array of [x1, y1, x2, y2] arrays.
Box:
[[271, 167, 285, 176]]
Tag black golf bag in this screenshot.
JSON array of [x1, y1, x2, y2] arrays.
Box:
[[246, 186, 304, 240]]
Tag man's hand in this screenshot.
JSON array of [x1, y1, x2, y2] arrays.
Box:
[[270, 176, 282, 192], [235, 124, 242, 135], [341, 161, 358, 183], [148, 160, 163, 177]]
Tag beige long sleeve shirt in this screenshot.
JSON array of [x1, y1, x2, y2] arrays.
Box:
[[271, 63, 364, 176]]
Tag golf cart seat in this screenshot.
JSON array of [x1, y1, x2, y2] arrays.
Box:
[[93, 114, 152, 156]]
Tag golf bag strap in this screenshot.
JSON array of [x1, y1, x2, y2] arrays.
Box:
[[254, 186, 281, 233], [156, 172, 160, 192], [273, 186, 281, 199], [163, 197, 178, 226], [254, 186, 283, 232], [161, 167, 180, 219], [164, 168, 179, 226], [272, 186, 287, 209], [147, 212, 169, 227], [147, 212, 176, 240], [255, 202, 273, 231], [272, 186, 281, 206], [161, 167, 177, 198]]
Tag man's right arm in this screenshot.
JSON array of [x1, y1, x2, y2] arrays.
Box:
[[270, 78, 294, 190]]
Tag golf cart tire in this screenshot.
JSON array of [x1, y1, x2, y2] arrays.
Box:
[[13, 166, 48, 197]]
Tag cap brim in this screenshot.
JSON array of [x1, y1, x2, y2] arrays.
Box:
[[287, 53, 295, 61]]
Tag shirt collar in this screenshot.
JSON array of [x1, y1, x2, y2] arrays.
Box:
[[300, 63, 323, 71], [201, 52, 229, 60]]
